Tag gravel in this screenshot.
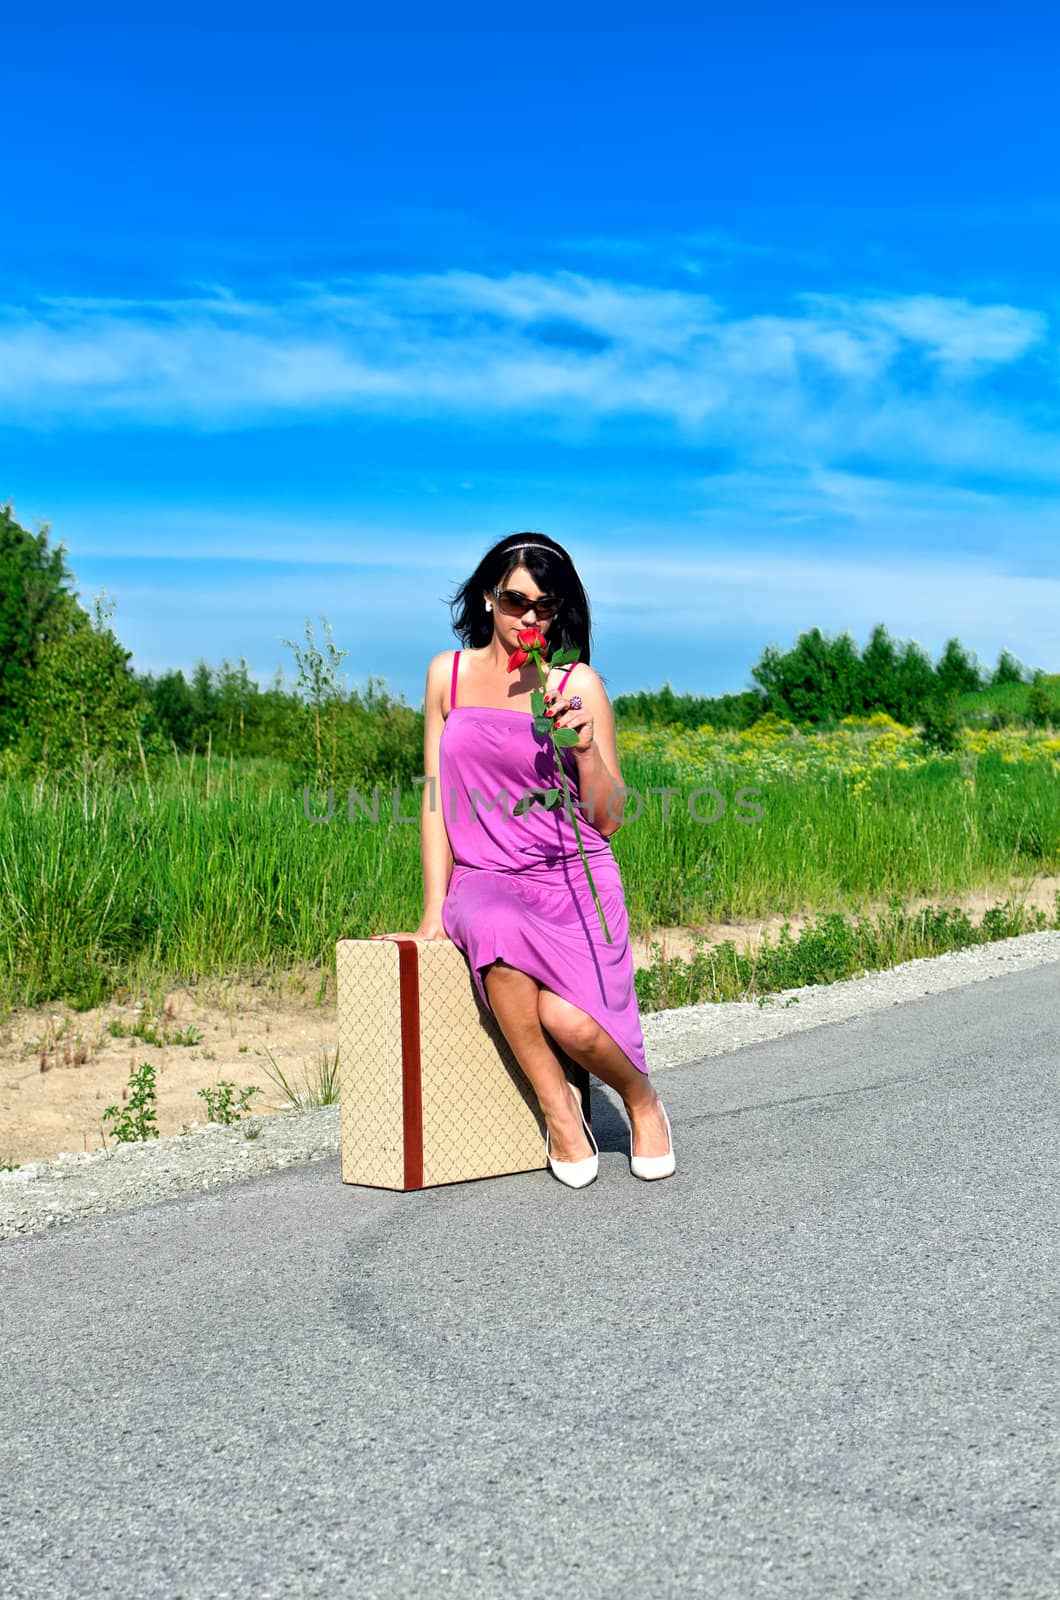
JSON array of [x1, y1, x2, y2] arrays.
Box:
[[3, 928, 1059, 1243]]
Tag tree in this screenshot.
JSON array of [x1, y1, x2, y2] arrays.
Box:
[[749, 627, 864, 724], [16, 592, 148, 777], [891, 639, 936, 725], [280, 615, 350, 788], [0, 503, 80, 748], [860, 624, 901, 713], [935, 637, 983, 698], [214, 656, 258, 753], [991, 649, 1027, 687], [141, 668, 197, 749], [188, 661, 218, 746]]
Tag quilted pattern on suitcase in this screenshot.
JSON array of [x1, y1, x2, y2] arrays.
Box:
[[337, 937, 589, 1190]]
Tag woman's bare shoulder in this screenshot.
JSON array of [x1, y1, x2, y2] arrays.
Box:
[[550, 660, 606, 698], [426, 647, 460, 673], [424, 650, 460, 715]]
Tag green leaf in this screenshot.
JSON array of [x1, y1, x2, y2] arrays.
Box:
[[532, 715, 552, 736], [547, 648, 580, 667], [554, 727, 580, 746], [513, 789, 551, 815], [514, 784, 568, 814], [531, 689, 546, 715]]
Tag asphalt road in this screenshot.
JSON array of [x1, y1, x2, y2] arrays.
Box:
[[2, 963, 1058, 1600]]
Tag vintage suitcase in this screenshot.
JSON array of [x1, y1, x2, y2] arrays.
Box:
[[336, 936, 592, 1191]]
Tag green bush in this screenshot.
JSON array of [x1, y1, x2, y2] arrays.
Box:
[[918, 694, 963, 753], [1026, 680, 1054, 729], [197, 1081, 262, 1124], [102, 1061, 160, 1143]]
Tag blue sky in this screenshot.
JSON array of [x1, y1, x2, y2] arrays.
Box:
[[4, 0, 1060, 705]]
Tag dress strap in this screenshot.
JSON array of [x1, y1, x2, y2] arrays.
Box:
[[449, 650, 461, 714], [558, 661, 577, 694]]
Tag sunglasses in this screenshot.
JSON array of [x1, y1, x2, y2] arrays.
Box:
[[491, 586, 563, 621]]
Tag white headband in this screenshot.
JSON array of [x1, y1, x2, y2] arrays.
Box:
[[503, 541, 556, 556]]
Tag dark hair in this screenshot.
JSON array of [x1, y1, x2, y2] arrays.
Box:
[[447, 531, 596, 668]]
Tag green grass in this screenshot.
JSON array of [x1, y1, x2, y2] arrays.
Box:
[[0, 745, 1057, 1018], [611, 748, 1060, 928], [634, 895, 1058, 1010], [956, 672, 1060, 716]]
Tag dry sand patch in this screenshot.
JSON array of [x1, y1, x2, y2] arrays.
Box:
[[0, 973, 337, 1169], [3, 875, 1056, 1167]]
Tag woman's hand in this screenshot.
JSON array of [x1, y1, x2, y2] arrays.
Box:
[[544, 691, 595, 754], [370, 913, 448, 941]]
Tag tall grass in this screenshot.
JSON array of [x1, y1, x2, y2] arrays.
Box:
[[616, 747, 1060, 930], [1, 739, 1058, 1016]]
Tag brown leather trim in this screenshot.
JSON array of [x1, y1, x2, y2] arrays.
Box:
[[396, 940, 424, 1189]]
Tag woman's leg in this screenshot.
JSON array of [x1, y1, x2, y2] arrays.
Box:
[[482, 959, 595, 1163], [537, 989, 671, 1158]]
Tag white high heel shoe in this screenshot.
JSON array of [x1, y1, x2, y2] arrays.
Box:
[[629, 1103, 676, 1181], [545, 1081, 599, 1189]]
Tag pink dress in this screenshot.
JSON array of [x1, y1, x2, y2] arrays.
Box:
[[439, 649, 649, 1076]]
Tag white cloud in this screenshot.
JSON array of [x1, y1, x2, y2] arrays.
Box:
[[796, 290, 1047, 371], [0, 271, 1055, 483]]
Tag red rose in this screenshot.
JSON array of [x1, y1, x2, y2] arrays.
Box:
[[506, 625, 548, 672]]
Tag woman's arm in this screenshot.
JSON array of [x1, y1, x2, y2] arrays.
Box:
[[421, 653, 454, 919], [552, 666, 628, 838], [369, 655, 453, 942]]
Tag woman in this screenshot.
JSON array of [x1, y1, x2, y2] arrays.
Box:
[[373, 531, 674, 1189]]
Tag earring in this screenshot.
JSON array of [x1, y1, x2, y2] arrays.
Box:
[[485, 600, 492, 611]]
